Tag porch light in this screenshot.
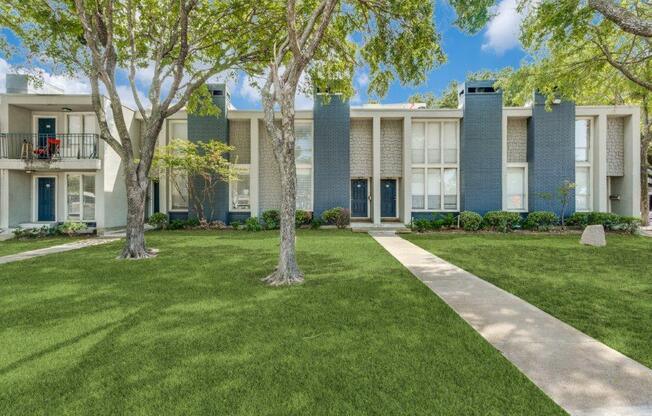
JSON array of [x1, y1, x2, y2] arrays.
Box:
[[62, 107, 72, 112]]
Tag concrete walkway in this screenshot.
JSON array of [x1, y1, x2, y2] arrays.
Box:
[[371, 231, 652, 416], [0, 238, 119, 265]]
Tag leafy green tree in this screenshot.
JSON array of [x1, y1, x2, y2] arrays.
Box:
[[242, 0, 491, 285], [1, 0, 258, 258], [499, 0, 652, 224], [151, 139, 235, 222]]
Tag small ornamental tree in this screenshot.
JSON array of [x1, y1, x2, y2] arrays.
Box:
[[151, 139, 236, 222]]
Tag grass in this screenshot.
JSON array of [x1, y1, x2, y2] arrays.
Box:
[[0, 236, 86, 257], [405, 232, 652, 369], [0, 230, 564, 415]]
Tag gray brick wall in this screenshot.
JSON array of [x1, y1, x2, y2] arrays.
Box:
[[350, 119, 372, 177], [313, 95, 350, 216], [460, 80, 503, 214], [229, 120, 250, 164], [258, 120, 282, 213], [607, 117, 624, 176], [507, 118, 527, 163], [187, 83, 229, 222], [528, 93, 576, 215], [380, 119, 403, 177]]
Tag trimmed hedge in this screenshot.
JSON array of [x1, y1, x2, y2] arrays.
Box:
[[523, 211, 559, 231], [459, 211, 482, 231], [567, 211, 640, 233], [322, 207, 350, 229], [261, 209, 280, 230], [482, 211, 521, 233]]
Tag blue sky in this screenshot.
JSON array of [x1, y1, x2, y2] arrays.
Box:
[[0, 0, 528, 110]]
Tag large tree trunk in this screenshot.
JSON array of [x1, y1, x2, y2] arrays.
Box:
[[120, 171, 154, 259]]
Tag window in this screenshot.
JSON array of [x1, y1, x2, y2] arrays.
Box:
[[230, 166, 250, 211], [67, 114, 97, 158], [296, 167, 312, 211], [412, 123, 425, 164], [295, 121, 313, 211], [575, 119, 590, 162], [576, 166, 591, 211], [67, 174, 95, 221], [168, 121, 189, 211], [412, 168, 425, 209], [411, 121, 459, 211], [506, 167, 526, 211]]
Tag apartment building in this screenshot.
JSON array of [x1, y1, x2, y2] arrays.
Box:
[[0, 76, 641, 231]]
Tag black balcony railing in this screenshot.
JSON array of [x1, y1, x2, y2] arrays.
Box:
[[0, 133, 99, 160]]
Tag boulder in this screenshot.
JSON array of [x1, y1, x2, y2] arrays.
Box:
[[580, 224, 606, 247]]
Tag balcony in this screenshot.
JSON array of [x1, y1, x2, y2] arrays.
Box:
[[0, 133, 101, 170]]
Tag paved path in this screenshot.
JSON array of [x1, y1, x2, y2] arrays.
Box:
[[0, 238, 120, 265], [371, 231, 652, 416]]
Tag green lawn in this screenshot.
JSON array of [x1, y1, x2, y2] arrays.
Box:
[[405, 232, 652, 369], [0, 236, 85, 257], [0, 230, 563, 415]]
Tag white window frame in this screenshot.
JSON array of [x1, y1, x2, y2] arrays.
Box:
[[411, 120, 460, 212], [64, 173, 96, 222], [295, 120, 314, 211], [31, 175, 58, 223], [504, 163, 528, 212], [575, 117, 593, 212], [167, 120, 189, 212], [229, 164, 251, 212]]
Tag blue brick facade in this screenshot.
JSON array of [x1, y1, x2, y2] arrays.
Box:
[[313, 94, 350, 217], [460, 80, 503, 215], [187, 83, 230, 223], [528, 94, 576, 216]]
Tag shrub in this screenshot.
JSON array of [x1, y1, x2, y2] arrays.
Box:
[[13, 225, 57, 239], [168, 219, 187, 230], [410, 218, 431, 232], [441, 213, 457, 228], [611, 216, 640, 234], [321, 207, 350, 229], [523, 211, 559, 231], [566, 212, 590, 227], [147, 212, 168, 229], [243, 217, 262, 232], [57, 221, 88, 236], [459, 211, 482, 231], [230, 220, 242, 230], [310, 218, 324, 229], [185, 217, 200, 228], [482, 211, 521, 232], [295, 210, 312, 227], [261, 209, 280, 230], [198, 219, 227, 230]]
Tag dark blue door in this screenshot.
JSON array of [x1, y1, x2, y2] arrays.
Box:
[[351, 179, 368, 217], [38, 118, 56, 156], [37, 177, 56, 221], [381, 179, 397, 218]]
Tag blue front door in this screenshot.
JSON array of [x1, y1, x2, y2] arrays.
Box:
[[351, 179, 368, 217], [381, 179, 397, 218], [38, 118, 56, 157], [37, 177, 56, 221]]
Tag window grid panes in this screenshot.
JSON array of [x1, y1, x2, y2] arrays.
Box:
[[411, 121, 458, 210], [168, 121, 189, 211]]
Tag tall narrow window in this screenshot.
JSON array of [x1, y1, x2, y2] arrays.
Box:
[[230, 166, 251, 211], [296, 167, 312, 211], [576, 166, 591, 211], [411, 168, 425, 209], [427, 169, 441, 209], [295, 121, 313, 210], [443, 122, 457, 163], [506, 167, 526, 210], [412, 123, 425, 164], [575, 119, 590, 162], [443, 168, 457, 210], [169, 121, 189, 211], [67, 175, 81, 220], [426, 123, 440, 163]]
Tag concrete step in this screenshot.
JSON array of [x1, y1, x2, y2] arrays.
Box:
[[350, 222, 411, 233]]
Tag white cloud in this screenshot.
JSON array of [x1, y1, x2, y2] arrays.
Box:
[[234, 71, 314, 110], [355, 72, 369, 88], [481, 0, 526, 55]]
